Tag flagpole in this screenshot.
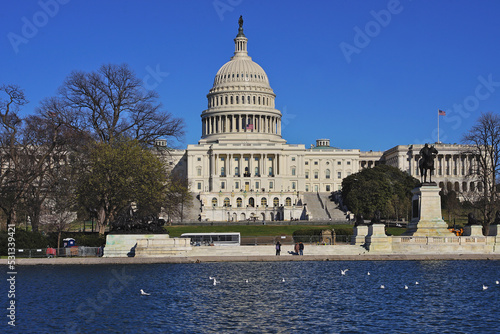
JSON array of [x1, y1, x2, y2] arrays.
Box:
[[437, 109, 440, 143]]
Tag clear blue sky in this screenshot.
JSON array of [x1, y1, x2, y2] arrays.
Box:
[[2, 0, 500, 152]]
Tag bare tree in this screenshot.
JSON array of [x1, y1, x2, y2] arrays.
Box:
[[462, 112, 500, 233], [44, 63, 184, 146]]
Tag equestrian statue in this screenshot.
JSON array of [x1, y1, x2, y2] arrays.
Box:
[[419, 143, 438, 184]]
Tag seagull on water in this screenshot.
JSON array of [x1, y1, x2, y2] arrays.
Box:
[[140, 289, 150, 296], [209, 276, 214, 280], [404, 285, 408, 290], [245, 279, 249, 283], [367, 272, 371, 276], [282, 278, 285, 282], [380, 285, 385, 289], [213, 278, 218, 286], [496, 281, 499, 285], [483, 284, 488, 290], [341, 269, 349, 276], [415, 282, 419, 285]]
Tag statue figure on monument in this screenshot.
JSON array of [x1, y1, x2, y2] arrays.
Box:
[[465, 212, 481, 226], [354, 213, 366, 226], [371, 210, 381, 225], [238, 15, 243, 28], [418, 143, 438, 184]]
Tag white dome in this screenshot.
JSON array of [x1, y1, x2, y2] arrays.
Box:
[[213, 58, 270, 88]]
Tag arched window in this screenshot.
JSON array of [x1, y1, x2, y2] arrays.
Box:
[[273, 197, 279, 207], [249, 197, 255, 207], [325, 169, 331, 179], [230, 96, 233, 104], [253, 96, 256, 104], [225, 96, 228, 105], [261, 197, 267, 207], [242, 95, 245, 104], [237, 197, 242, 207], [236, 96, 239, 104], [258, 96, 261, 104], [285, 197, 292, 206], [224, 197, 230, 207], [212, 197, 218, 207], [247, 96, 250, 104]]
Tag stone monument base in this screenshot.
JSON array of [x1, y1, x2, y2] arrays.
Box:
[[404, 184, 453, 237], [463, 225, 483, 237], [365, 224, 392, 252], [351, 225, 368, 246]]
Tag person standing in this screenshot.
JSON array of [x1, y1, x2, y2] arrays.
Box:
[[299, 242, 304, 256], [276, 241, 281, 256], [294, 242, 300, 255]]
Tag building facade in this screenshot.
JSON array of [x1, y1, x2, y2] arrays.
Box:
[[166, 20, 478, 222]]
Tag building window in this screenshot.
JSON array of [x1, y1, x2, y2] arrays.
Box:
[[338, 161, 341, 165], [255, 181, 259, 189], [224, 197, 230, 207], [285, 197, 292, 206], [269, 167, 273, 176], [305, 172, 309, 179], [237, 197, 242, 207], [212, 197, 218, 207], [314, 171, 318, 179], [269, 181, 274, 189], [306, 184, 309, 192], [261, 197, 267, 206], [338, 172, 342, 179], [221, 157, 225, 161], [197, 183, 201, 190], [255, 167, 259, 175], [347, 161, 351, 165], [325, 169, 330, 179], [326, 185, 330, 192], [305, 161, 309, 165], [221, 167, 225, 176], [245, 157, 249, 161], [292, 168, 296, 176], [197, 168, 201, 176], [235, 181, 239, 189], [221, 182, 225, 189], [314, 161, 318, 165], [235, 167, 239, 176], [273, 197, 279, 206], [292, 182, 296, 190], [292, 157, 296, 161], [249, 197, 255, 207], [197, 157, 201, 161]]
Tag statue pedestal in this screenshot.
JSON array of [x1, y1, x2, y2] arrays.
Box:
[[351, 225, 368, 245], [463, 225, 483, 237], [404, 184, 453, 237], [365, 224, 391, 252]]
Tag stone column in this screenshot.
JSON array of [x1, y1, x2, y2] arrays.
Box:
[[351, 225, 369, 246]]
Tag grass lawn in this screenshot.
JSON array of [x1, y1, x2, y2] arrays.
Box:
[[166, 224, 408, 237]]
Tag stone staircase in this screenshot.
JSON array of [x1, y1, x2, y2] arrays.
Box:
[[303, 192, 347, 222], [180, 193, 202, 221]]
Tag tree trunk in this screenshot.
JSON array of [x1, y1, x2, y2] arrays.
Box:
[[97, 206, 107, 235], [57, 230, 61, 257]]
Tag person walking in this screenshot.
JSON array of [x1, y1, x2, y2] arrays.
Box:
[[299, 242, 304, 255], [276, 241, 281, 256], [294, 242, 300, 255]]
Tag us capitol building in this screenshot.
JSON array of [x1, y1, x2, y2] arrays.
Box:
[[165, 18, 479, 222]]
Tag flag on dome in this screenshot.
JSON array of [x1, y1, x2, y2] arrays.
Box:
[[438, 109, 446, 116], [246, 124, 254, 130]]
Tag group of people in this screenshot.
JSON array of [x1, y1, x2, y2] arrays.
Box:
[[275, 241, 304, 256]]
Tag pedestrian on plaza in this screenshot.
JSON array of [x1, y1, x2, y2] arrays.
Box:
[[299, 242, 304, 255], [294, 242, 300, 255], [276, 241, 281, 256]]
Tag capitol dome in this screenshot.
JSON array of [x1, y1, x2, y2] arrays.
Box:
[[200, 17, 284, 144]]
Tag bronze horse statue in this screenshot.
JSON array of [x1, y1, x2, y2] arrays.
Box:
[[418, 144, 438, 183]]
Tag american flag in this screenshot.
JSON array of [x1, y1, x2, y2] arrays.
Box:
[[246, 123, 254, 130], [438, 109, 446, 116]]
